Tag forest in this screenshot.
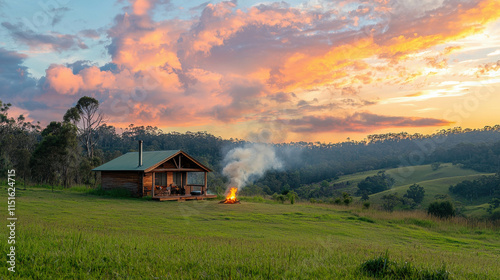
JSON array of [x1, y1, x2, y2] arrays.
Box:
[[2, 96, 500, 200]]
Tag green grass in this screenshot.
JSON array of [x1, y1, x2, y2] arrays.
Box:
[[1, 187, 500, 279]]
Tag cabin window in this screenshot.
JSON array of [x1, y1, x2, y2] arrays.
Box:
[[155, 173, 167, 186], [187, 172, 204, 185]]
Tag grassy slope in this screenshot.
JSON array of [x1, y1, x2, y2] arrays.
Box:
[[2, 188, 499, 279], [316, 164, 493, 215]]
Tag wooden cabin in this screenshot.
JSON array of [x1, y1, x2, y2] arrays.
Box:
[[92, 143, 216, 201]]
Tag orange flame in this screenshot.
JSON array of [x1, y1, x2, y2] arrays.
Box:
[[225, 187, 238, 203], [221, 188, 239, 204]]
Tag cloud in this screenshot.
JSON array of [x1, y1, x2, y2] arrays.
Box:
[[476, 60, 500, 76], [2, 22, 88, 52], [212, 81, 265, 122], [49, 6, 71, 26], [341, 85, 361, 96], [4, 0, 500, 139], [79, 29, 101, 39], [128, 0, 170, 16], [0, 48, 47, 122], [0, 48, 38, 100], [287, 112, 453, 133], [487, 50, 500, 56]]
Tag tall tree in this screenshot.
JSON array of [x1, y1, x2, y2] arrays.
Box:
[[64, 96, 105, 158], [0, 99, 40, 182], [403, 184, 425, 204], [30, 122, 79, 187]]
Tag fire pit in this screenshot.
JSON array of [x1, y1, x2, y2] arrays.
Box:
[[219, 187, 240, 204]]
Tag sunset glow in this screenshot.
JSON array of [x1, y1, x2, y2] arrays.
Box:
[[1, 0, 500, 142]]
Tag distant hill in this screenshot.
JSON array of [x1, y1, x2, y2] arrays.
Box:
[[301, 163, 493, 217]]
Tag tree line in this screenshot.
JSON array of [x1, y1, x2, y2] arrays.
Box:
[[2, 96, 500, 195]]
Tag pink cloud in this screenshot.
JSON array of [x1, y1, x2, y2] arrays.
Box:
[[45, 65, 83, 95], [14, 0, 499, 136]]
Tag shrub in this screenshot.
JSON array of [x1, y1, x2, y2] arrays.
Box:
[[342, 192, 352, 205], [356, 171, 395, 196], [490, 209, 500, 221], [272, 193, 278, 201], [361, 192, 370, 201], [334, 198, 342, 205], [403, 183, 425, 204], [359, 252, 450, 279], [359, 251, 391, 277], [274, 194, 286, 204], [431, 162, 441, 171], [381, 193, 400, 212], [362, 201, 370, 209], [487, 198, 500, 214], [287, 190, 298, 204], [428, 200, 455, 219]]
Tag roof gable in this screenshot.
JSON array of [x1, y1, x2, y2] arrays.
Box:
[[92, 150, 179, 171], [93, 149, 214, 172]]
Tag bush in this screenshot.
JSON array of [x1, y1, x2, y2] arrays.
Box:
[[273, 194, 286, 204], [403, 183, 425, 204], [359, 251, 391, 277], [431, 162, 441, 171], [287, 190, 298, 204], [361, 192, 370, 201], [342, 192, 352, 206], [356, 171, 395, 196], [490, 209, 500, 221], [381, 193, 400, 212], [428, 200, 455, 219], [487, 197, 500, 214], [359, 251, 450, 279], [362, 201, 370, 209]]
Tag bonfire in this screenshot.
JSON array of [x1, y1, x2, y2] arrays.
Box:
[[219, 187, 240, 204]]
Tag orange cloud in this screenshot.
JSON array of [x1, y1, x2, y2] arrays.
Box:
[[270, 0, 500, 92], [132, 0, 152, 16], [29, 0, 499, 139], [45, 65, 83, 95]]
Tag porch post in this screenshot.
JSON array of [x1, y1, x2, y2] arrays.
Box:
[[204, 172, 207, 196], [141, 172, 144, 197], [152, 172, 155, 197]]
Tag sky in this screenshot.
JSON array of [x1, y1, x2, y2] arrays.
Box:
[[1, 0, 500, 143]]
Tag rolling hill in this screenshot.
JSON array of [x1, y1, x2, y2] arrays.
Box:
[[306, 163, 494, 216]]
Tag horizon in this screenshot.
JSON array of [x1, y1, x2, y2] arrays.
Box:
[[96, 122, 500, 145], [1, 0, 500, 143]]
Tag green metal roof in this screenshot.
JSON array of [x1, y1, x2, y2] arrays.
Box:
[[92, 150, 180, 171]]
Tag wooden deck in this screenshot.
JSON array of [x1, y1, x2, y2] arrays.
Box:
[[152, 194, 217, 201]]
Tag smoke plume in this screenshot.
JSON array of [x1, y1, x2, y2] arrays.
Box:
[[222, 143, 283, 189]]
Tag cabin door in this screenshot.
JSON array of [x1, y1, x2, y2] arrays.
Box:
[[173, 172, 182, 187]]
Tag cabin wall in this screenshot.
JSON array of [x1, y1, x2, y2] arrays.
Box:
[[167, 172, 173, 185], [143, 172, 152, 196], [101, 171, 141, 197], [142, 172, 174, 196]]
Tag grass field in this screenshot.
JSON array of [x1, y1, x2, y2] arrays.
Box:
[[2, 187, 500, 279]]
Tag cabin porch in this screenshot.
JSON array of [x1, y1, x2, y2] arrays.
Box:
[[152, 193, 217, 201], [142, 151, 214, 200]]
